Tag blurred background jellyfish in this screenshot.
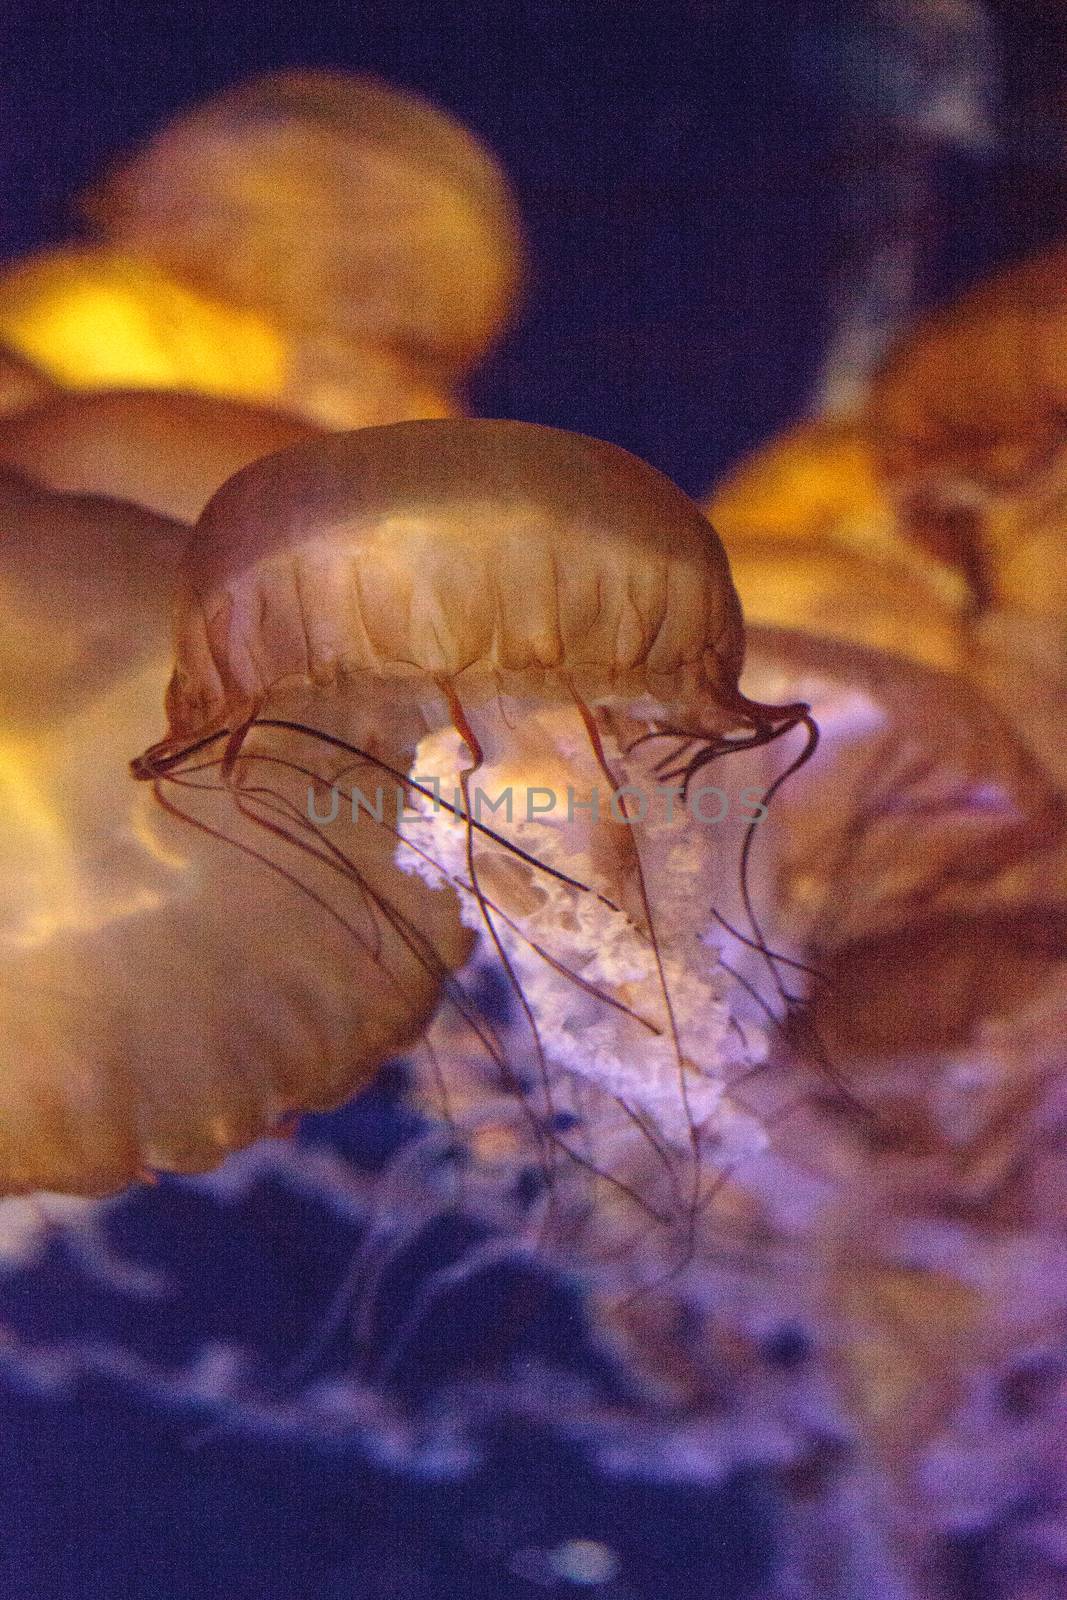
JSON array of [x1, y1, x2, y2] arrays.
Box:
[[706, 420, 973, 670], [869, 239, 1067, 507], [863, 241, 1067, 791], [0, 388, 319, 522], [706, 231, 1067, 803], [0, 466, 471, 1194], [0, 71, 524, 429], [868, 240, 1067, 622]]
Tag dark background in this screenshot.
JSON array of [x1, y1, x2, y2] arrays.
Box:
[[1, 4, 1065, 1597]]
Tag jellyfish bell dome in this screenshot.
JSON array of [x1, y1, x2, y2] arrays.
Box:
[[86, 70, 525, 392], [0, 474, 471, 1196], [159, 418, 756, 741], [0, 387, 320, 523]]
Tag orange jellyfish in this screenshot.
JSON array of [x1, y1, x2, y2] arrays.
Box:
[[861, 250, 1067, 796], [867, 241, 1067, 620], [735, 625, 1064, 952], [0, 469, 470, 1195], [869, 242, 1067, 498], [706, 407, 1067, 806], [136, 419, 1067, 1231], [706, 420, 971, 671], [0, 72, 524, 427], [132, 417, 823, 1227], [0, 388, 319, 523]]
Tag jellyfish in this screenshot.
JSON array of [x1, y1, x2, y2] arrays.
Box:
[[867, 241, 1067, 620], [0, 388, 319, 523], [860, 248, 1067, 778], [705, 420, 972, 671], [129, 417, 828, 1243], [735, 625, 1064, 952], [869, 241, 1067, 498], [859, 251, 1067, 798], [0, 470, 471, 1195], [706, 405, 1067, 814], [0, 72, 524, 427]]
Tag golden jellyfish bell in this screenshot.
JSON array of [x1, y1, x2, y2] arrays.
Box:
[[138, 418, 815, 1171], [0, 474, 471, 1195], [706, 421, 971, 672], [83, 71, 524, 400], [158, 419, 759, 742], [0, 388, 319, 523]]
